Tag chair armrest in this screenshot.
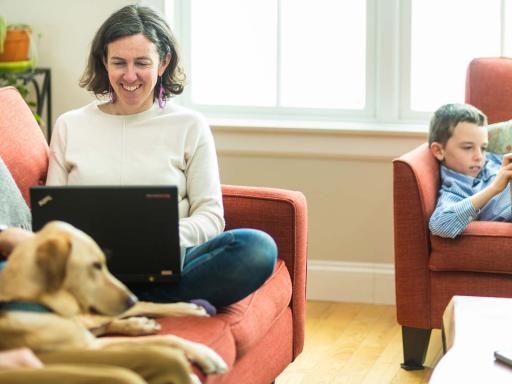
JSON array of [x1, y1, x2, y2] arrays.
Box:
[[221, 184, 308, 358], [393, 143, 439, 329], [463, 220, 512, 236], [0, 86, 48, 205], [430, 221, 512, 275]]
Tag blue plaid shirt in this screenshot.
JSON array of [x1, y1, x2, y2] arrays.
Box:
[[429, 153, 512, 238]]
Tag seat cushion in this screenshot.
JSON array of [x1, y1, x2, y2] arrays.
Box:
[[157, 314, 237, 366], [217, 259, 292, 357], [156, 259, 292, 365], [430, 221, 512, 274]]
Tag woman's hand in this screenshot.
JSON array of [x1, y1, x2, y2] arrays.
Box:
[[0, 228, 35, 258], [0, 348, 44, 369]]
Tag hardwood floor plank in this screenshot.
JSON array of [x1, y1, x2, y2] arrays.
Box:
[[276, 301, 443, 384]]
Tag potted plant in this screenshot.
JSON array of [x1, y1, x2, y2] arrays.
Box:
[[0, 17, 40, 124], [0, 17, 32, 62]]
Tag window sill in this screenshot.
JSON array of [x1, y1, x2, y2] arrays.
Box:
[[208, 117, 428, 138], [209, 117, 428, 161]]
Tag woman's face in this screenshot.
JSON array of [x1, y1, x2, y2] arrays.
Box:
[[104, 33, 169, 115]]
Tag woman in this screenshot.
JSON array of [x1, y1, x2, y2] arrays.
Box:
[[46, 4, 277, 308]]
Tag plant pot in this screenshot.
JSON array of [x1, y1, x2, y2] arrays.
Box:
[[0, 29, 30, 62]]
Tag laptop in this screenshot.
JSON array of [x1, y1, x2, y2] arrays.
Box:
[[30, 186, 181, 283]]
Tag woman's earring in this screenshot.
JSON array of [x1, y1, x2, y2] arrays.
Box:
[[158, 77, 166, 108], [109, 84, 117, 104]]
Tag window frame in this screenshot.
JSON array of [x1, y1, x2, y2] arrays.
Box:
[[166, 0, 512, 126], [399, 0, 511, 122]]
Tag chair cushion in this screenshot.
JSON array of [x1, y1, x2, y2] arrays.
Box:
[[157, 314, 237, 366], [487, 119, 512, 153], [466, 57, 512, 124], [156, 258, 292, 361], [217, 259, 292, 357], [430, 221, 512, 274]]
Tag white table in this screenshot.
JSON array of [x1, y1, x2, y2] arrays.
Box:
[[429, 296, 512, 383]]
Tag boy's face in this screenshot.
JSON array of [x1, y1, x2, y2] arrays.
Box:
[[431, 122, 488, 177]]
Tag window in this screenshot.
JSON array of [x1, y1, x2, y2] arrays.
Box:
[[406, 0, 503, 114], [167, 0, 512, 125]]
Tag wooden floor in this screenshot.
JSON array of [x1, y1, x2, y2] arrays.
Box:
[[276, 301, 443, 384]]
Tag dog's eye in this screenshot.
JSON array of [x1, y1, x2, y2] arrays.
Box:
[[92, 262, 102, 270]]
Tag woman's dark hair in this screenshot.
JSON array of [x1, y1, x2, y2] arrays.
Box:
[[80, 4, 185, 99]]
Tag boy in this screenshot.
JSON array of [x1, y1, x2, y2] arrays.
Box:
[[429, 103, 512, 238]]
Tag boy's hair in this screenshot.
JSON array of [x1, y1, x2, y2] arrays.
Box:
[[428, 103, 487, 146]]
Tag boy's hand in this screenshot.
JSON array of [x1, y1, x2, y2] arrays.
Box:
[[470, 153, 512, 211], [491, 153, 512, 194]]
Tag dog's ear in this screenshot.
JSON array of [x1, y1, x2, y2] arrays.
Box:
[[35, 235, 71, 291]]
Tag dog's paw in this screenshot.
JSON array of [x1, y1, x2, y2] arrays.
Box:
[[126, 301, 209, 318], [111, 317, 161, 335], [190, 373, 202, 384], [127, 317, 161, 335], [184, 342, 228, 375], [172, 302, 209, 317]]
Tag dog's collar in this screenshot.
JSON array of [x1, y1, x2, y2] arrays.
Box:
[[0, 301, 52, 313]]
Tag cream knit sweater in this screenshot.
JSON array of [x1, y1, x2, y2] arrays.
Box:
[[47, 101, 225, 248]]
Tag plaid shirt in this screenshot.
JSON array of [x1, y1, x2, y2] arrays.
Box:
[[429, 153, 511, 238]]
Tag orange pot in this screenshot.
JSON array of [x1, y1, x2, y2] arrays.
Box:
[[0, 29, 30, 62]]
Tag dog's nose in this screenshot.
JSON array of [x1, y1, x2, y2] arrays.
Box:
[[125, 293, 138, 309]]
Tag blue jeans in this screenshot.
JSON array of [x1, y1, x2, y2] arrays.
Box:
[[127, 228, 277, 307]]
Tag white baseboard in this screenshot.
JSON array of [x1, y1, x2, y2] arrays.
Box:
[[307, 260, 395, 305]]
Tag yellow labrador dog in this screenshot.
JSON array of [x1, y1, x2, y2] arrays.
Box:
[[0, 221, 227, 378]]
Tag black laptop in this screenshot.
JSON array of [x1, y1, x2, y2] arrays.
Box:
[[30, 186, 181, 283]]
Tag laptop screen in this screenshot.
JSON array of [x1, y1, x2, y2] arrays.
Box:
[[30, 186, 181, 283]]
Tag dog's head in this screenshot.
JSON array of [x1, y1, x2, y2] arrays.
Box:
[[0, 221, 137, 317]]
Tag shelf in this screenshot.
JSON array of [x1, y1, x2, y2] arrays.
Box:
[[0, 67, 52, 142]]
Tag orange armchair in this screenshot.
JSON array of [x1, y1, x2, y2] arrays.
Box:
[[0, 85, 308, 383], [393, 57, 512, 370]]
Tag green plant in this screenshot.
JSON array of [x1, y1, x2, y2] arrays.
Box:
[[0, 16, 6, 53]]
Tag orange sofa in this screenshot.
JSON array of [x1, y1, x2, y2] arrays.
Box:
[[393, 57, 512, 370], [0, 86, 308, 383]]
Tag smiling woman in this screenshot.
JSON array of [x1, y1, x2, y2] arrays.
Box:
[[46, 4, 278, 310], [79, 5, 184, 114], [101, 34, 170, 115]]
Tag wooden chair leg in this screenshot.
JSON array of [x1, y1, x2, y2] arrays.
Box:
[[441, 324, 447, 354], [400, 326, 432, 370]]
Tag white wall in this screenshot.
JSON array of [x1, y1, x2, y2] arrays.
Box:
[[213, 126, 426, 304], [1, 0, 428, 304], [0, 0, 164, 130]]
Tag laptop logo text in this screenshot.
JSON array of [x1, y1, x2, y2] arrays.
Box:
[[145, 193, 171, 199], [38, 195, 53, 207]]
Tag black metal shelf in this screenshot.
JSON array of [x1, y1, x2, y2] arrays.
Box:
[[0, 67, 52, 142]]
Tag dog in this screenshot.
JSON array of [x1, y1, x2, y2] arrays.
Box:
[[0, 221, 227, 380]]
